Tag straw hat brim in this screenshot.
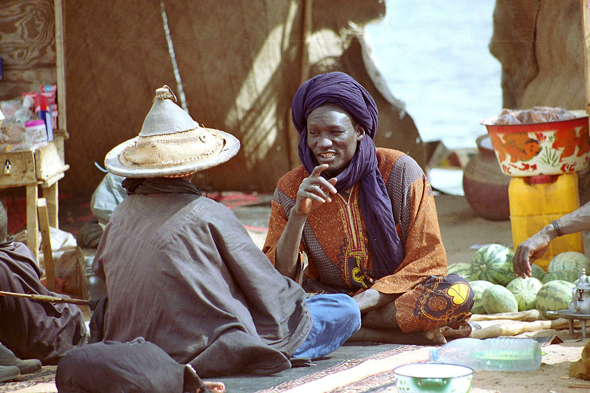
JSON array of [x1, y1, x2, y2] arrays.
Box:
[[104, 129, 240, 178]]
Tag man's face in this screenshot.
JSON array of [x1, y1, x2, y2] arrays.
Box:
[[306, 104, 365, 178]]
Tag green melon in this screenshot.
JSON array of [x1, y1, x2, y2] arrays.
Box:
[[530, 264, 546, 281], [535, 280, 575, 319], [506, 276, 543, 311], [482, 284, 518, 314], [470, 244, 515, 286], [447, 262, 472, 281], [548, 252, 590, 276], [469, 280, 494, 314], [541, 270, 579, 284]]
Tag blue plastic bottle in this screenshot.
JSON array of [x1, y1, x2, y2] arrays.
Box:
[[429, 337, 542, 371]]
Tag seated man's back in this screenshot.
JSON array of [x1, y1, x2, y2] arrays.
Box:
[[94, 192, 311, 376]]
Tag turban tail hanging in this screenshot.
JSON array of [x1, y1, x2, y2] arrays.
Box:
[[291, 72, 405, 278]]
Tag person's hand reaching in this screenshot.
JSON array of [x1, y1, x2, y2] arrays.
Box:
[[513, 231, 552, 278]]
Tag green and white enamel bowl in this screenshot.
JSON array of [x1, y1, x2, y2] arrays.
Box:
[[394, 363, 473, 393]]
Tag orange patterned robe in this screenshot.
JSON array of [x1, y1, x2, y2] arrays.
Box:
[[263, 148, 473, 332]]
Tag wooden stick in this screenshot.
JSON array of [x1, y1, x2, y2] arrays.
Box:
[[470, 318, 573, 339], [38, 198, 55, 291], [0, 291, 90, 306], [470, 310, 542, 322], [568, 382, 590, 388], [26, 184, 39, 262]]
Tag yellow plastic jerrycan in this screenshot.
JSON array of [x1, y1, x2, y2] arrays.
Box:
[[509, 172, 584, 271]]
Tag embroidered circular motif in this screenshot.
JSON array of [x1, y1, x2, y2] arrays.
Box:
[[427, 294, 448, 312]]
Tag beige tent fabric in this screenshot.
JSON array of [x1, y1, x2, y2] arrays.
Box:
[[62, 0, 423, 193]]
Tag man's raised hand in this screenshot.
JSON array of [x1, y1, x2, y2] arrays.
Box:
[[293, 164, 338, 216]]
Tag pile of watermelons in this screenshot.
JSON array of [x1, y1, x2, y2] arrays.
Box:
[[448, 244, 590, 319]]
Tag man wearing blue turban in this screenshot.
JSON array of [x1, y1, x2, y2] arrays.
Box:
[[263, 72, 474, 344]]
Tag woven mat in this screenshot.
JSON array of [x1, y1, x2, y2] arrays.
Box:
[[214, 344, 430, 393], [256, 346, 414, 393], [0, 345, 430, 393], [0, 366, 56, 393]]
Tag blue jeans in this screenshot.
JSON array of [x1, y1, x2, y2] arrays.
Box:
[[292, 294, 361, 359]]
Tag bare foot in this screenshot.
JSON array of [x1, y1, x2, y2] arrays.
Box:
[[440, 321, 472, 340], [197, 381, 225, 393], [423, 328, 446, 345]]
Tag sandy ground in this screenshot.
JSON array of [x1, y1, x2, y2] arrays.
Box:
[[435, 194, 514, 263]]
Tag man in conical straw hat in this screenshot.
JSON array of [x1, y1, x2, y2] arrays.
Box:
[[60, 86, 361, 385]]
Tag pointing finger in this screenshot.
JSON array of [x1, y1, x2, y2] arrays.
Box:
[[310, 164, 329, 178]]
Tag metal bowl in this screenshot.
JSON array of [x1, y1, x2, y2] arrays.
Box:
[[394, 363, 473, 393]]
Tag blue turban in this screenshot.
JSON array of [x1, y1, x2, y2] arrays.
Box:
[[291, 72, 404, 278]]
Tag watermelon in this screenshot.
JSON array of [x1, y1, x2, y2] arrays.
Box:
[[447, 262, 472, 281], [469, 280, 494, 314], [541, 270, 579, 284], [482, 284, 518, 314], [548, 252, 590, 277], [506, 276, 543, 311], [470, 244, 515, 286], [530, 264, 546, 281], [535, 280, 575, 319]]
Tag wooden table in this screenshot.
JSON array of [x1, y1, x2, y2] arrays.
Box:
[[0, 136, 69, 261]]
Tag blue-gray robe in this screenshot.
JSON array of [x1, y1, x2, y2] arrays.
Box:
[[93, 193, 312, 377]]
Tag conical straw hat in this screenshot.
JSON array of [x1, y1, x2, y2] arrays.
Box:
[[105, 85, 239, 178]]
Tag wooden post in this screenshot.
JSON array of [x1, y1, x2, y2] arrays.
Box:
[[38, 198, 56, 292], [42, 181, 59, 228], [26, 184, 39, 261], [286, 0, 313, 170], [54, 0, 67, 134], [300, 0, 312, 84]]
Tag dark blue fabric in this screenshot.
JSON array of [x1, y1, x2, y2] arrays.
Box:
[[291, 72, 405, 277]]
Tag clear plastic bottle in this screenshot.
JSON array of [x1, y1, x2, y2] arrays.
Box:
[[429, 337, 542, 371]]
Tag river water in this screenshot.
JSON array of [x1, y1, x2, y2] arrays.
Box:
[[365, 0, 502, 151]]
